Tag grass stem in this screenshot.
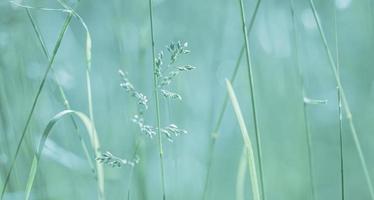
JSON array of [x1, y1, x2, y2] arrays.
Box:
[[310, 0, 374, 198], [333, 4, 345, 200], [202, 1, 261, 199], [226, 80, 260, 200], [147, 0, 167, 199], [237, 0, 265, 198]]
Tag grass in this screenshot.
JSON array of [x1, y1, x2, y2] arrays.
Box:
[[1, 1, 373, 200], [237, 0, 265, 198], [0, 10, 74, 200], [25, 110, 102, 200], [333, 3, 345, 199], [147, 0, 167, 199], [25, 7, 95, 179], [226, 79, 260, 200], [202, 0, 261, 199], [310, 0, 374, 198]]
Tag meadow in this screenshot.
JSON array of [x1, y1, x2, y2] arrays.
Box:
[[1, 0, 374, 199]]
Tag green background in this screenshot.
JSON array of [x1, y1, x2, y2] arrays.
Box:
[[1, 0, 374, 199]]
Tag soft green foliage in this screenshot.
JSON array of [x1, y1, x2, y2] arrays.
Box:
[[1, 0, 374, 200]]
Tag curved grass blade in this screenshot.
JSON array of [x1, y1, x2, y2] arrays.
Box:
[[55, 2, 105, 198], [24, 110, 103, 200], [226, 79, 260, 200], [0, 11, 74, 199], [309, 0, 374, 198]]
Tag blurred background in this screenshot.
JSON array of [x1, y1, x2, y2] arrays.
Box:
[[1, 0, 374, 199]]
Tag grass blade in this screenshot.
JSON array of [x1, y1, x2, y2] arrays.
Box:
[[25, 7, 96, 178], [0, 12, 74, 199], [236, 149, 247, 200], [310, 0, 374, 198], [55, 2, 105, 198], [237, 0, 265, 198], [226, 79, 260, 200], [24, 110, 102, 200], [333, 4, 345, 199], [202, 1, 262, 198]]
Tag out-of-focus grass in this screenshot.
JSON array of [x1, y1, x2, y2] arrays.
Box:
[[1, 0, 374, 199]]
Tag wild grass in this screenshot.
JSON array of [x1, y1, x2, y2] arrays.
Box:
[[237, 0, 265, 198], [25, 110, 102, 200], [1, 1, 373, 200], [226, 79, 260, 200], [0, 9, 74, 200], [2, 2, 106, 199], [25, 5, 95, 178], [202, 0, 261, 199], [333, 4, 345, 199], [146, 0, 167, 198], [310, 0, 374, 198]]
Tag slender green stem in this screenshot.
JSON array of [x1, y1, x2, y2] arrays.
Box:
[[25, 8, 95, 177], [202, 1, 261, 199], [310, 0, 374, 199], [289, 1, 316, 199], [0, 12, 73, 199], [333, 5, 345, 200], [147, 0, 166, 199], [237, 0, 265, 199]]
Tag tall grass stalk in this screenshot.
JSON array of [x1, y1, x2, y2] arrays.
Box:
[[0, 12, 74, 199], [289, 0, 316, 199], [237, 0, 265, 199], [333, 4, 345, 199], [226, 80, 260, 200], [310, 0, 374, 198], [147, 0, 167, 199], [202, 1, 261, 199]]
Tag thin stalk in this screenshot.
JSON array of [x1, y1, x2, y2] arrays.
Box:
[[237, 0, 265, 199], [202, 1, 261, 199], [289, 1, 316, 199], [25, 8, 95, 176], [147, 0, 166, 199], [226, 80, 260, 200], [310, 0, 374, 199], [333, 4, 345, 200], [0, 12, 73, 199]]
